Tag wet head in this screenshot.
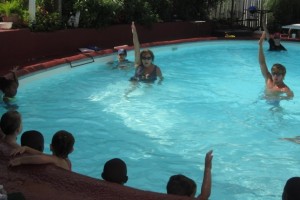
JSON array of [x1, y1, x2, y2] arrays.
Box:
[[271, 63, 286, 83], [4, 82, 18, 98], [140, 49, 154, 67], [118, 49, 127, 62]]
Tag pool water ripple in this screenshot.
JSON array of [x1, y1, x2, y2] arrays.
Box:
[[3, 40, 300, 200]]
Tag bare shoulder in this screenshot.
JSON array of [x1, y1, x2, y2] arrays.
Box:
[[55, 157, 71, 170]]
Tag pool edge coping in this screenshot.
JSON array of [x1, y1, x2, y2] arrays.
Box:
[[3, 37, 224, 78]]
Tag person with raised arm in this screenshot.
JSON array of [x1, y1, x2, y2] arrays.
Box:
[[166, 150, 213, 200], [258, 31, 293, 100], [129, 22, 163, 83], [262, 19, 286, 51]]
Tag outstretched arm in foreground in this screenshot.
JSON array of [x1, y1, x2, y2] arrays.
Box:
[[9, 155, 54, 167], [258, 32, 271, 82], [132, 22, 141, 67], [9, 155, 70, 170], [10, 146, 43, 157], [197, 150, 213, 200]]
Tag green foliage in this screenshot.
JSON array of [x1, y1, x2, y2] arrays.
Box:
[[0, 0, 24, 17], [73, 0, 160, 28], [171, 0, 220, 21], [1, 0, 224, 30], [266, 0, 300, 26], [0, 0, 29, 27], [30, 0, 62, 31], [70, 0, 221, 28], [74, 0, 121, 28], [117, 0, 159, 25], [143, 0, 173, 22]]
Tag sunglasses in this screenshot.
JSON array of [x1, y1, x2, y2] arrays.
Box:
[[142, 56, 152, 60], [271, 72, 283, 76]]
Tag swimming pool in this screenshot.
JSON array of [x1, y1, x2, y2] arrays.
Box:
[[4, 40, 300, 200]]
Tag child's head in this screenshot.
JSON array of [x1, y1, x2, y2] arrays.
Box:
[[271, 63, 286, 77], [50, 130, 75, 159], [282, 177, 300, 200], [101, 158, 128, 185], [0, 77, 18, 98], [21, 130, 44, 152], [167, 174, 197, 197], [118, 49, 127, 62], [0, 110, 22, 136]]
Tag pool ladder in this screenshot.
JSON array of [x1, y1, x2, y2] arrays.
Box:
[[67, 54, 95, 68]]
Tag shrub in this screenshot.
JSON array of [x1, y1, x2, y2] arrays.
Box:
[[29, 0, 62, 31]]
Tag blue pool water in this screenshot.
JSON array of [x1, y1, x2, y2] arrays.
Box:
[[3, 40, 300, 200]]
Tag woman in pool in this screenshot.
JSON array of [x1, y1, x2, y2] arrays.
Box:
[[129, 22, 163, 83], [258, 31, 294, 100]]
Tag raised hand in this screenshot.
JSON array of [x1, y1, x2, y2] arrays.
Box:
[[10, 66, 19, 73], [131, 21, 136, 35], [204, 150, 213, 169]]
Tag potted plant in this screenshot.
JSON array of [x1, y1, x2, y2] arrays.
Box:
[[0, 0, 23, 23]]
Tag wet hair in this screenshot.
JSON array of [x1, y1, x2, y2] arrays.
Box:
[[21, 130, 44, 152], [167, 174, 197, 197], [271, 63, 286, 76], [140, 49, 155, 61], [0, 77, 18, 98], [51, 130, 75, 159], [101, 158, 128, 185], [0, 111, 22, 136], [282, 177, 300, 200]]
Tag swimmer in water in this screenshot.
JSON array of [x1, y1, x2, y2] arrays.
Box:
[[0, 66, 19, 103], [129, 22, 163, 83], [258, 31, 294, 100], [112, 48, 134, 70], [262, 19, 286, 51]]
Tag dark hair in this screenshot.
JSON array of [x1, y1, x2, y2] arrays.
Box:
[[21, 130, 44, 152], [272, 63, 286, 76], [167, 174, 196, 197], [101, 158, 128, 184], [51, 130, 75, 159], [282, 177, 300, 200], [140, 49, 155, 61], [0, 77, 18, 98], [0, 111, 22, 135]]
